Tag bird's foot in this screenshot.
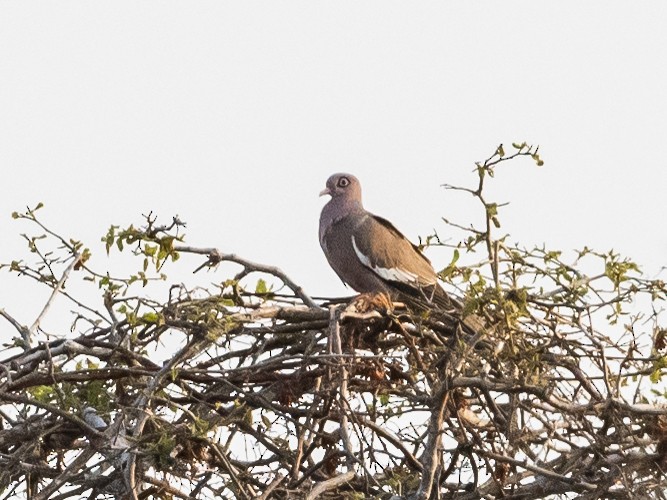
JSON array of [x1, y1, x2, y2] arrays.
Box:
[[346, 292, 394, 315]]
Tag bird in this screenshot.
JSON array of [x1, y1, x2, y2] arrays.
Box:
[[319, 173, 454, 311], [82, 407, 108, 431]]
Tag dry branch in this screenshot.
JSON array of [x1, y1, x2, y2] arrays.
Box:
[[1, 146, 666, 499]]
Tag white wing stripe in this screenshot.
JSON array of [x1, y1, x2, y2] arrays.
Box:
[[352, 236, 419, 284]]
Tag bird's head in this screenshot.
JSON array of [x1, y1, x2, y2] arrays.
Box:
[[319, 173, 362, 205]]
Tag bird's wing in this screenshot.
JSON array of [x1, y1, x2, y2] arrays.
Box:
[[350, 213, 438, 289]]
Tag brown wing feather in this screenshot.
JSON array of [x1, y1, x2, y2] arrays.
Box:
[[353, 214, 438, 286]]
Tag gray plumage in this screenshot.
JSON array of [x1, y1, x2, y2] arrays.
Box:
[[319, 173, 452, 310], [82, 407, 108, 430]]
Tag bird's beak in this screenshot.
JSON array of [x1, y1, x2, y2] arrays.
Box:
[[319, 188, 331, 197]]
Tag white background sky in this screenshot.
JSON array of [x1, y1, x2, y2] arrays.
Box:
[[1, 3, 666, 334]]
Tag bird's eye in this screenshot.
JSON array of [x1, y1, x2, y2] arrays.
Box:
[[337, 177, 350, 188]]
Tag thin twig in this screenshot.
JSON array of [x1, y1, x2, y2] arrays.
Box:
[[26, 253, 81, 349], [175, 245, 319, 308]]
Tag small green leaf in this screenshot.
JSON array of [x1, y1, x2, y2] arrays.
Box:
[[141, 312, 160, 324], [256, 278, 268, 294], [439, 249, 460, 280], [29, 385, 54, 403], [650, 369, 662, 384], [451, 248, 460, 265]]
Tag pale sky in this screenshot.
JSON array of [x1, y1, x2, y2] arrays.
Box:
[[1, 2, 666, 332]]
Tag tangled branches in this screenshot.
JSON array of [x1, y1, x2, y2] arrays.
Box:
[[1, 145, 666, 499]]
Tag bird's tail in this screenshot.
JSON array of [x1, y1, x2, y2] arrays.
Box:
[[411, 282, 461, 313], [391, 281, 461, 314]]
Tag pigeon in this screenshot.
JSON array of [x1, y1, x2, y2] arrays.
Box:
[[319, 173, 453, 310]]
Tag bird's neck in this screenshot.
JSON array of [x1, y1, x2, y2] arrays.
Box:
[[320, 198, 364, 238]]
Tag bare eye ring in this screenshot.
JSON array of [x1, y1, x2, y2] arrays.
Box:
[[337, 177, 350, 188]]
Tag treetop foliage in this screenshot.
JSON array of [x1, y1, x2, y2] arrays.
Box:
[[1, 144, 666, 499]]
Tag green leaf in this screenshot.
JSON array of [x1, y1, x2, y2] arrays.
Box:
[[255, 278, 268, 294], [650, 369, 662, 384], [439, 249, 460, 280], [103, 226, 116, 254], [29, 385, 55, 403], [451, 248, 460, 265], [604, 258, 639, 289], [141, 312, 160, 324]]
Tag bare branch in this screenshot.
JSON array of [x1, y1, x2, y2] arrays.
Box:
[[175, 245, 319, 308]]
